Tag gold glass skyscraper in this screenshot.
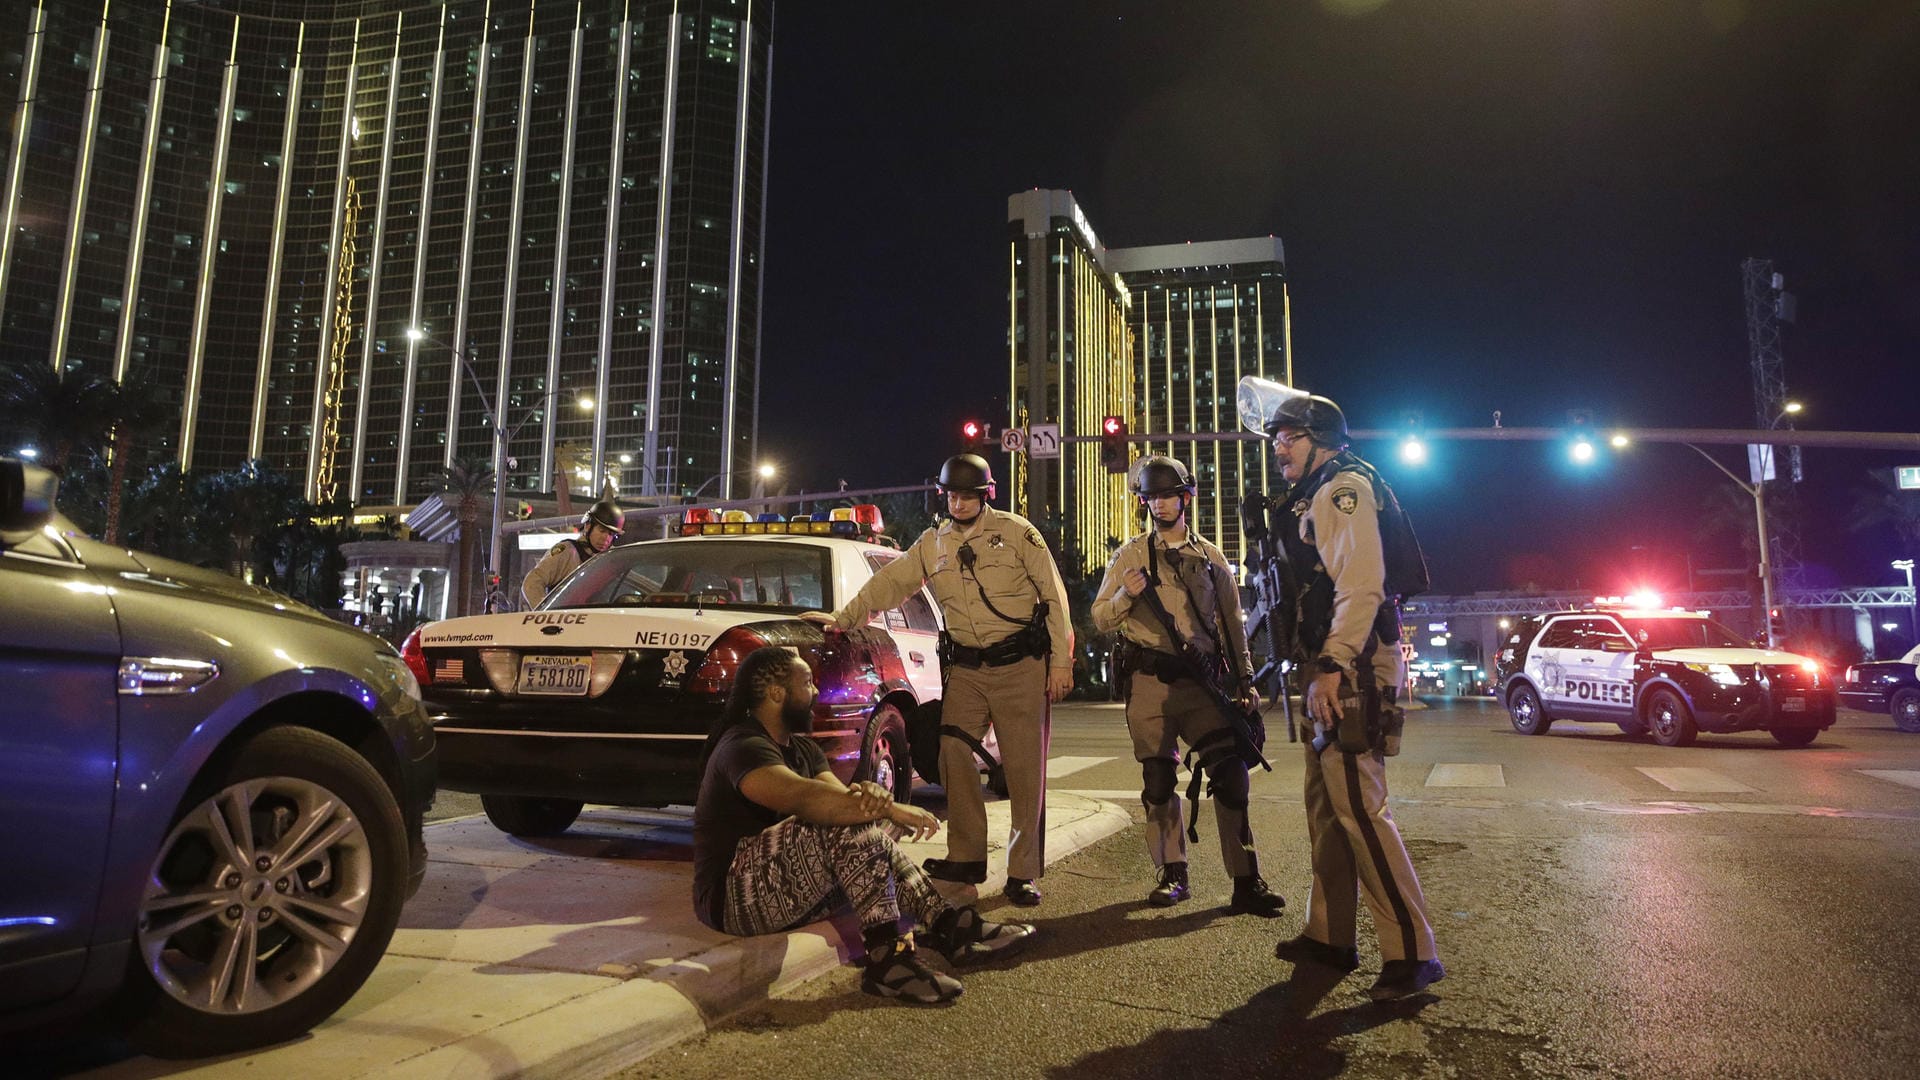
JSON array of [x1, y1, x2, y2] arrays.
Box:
[[1007, 190, 1288, 568]]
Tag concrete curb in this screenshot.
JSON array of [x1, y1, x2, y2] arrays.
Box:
[[86, 793, 1131, 1079]]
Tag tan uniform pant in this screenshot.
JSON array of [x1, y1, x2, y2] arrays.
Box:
[[1126, 673, 1255, 877], [1301, 740, 1437, 963], [939, 656, 1049, 880]]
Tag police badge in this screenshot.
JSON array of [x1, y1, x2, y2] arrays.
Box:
[[1332, 487, 1359, 515]]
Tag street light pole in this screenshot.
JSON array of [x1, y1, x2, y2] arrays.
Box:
[[1682, 402, 1799, 648]]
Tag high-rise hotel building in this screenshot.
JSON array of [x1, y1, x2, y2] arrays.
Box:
[[0, 0, 772, 505], [1007, 190, 1288, 567]]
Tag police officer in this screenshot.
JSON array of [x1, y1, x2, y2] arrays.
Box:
[[1092, 455, 1286, 917], [522, 499, 624, 606], [802, 454, 1074, 907], [1263, 390, 1445, 1001]]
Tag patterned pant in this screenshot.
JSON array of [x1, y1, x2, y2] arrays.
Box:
[[722, 819, 950, 936]]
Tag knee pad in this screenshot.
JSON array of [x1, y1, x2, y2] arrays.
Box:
[[1206, 758, 1251, 810], [1141, 758, 1178, 805]]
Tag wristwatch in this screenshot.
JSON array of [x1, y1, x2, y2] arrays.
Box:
[[1312, 655, 1345, 676]]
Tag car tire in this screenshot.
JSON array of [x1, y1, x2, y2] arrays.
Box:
[[1644, 688, 1698, 748], [857, 703, 913, 803], [1891, 688, 1920, 734], [1769, 727, 1819, 748], [1618, 719, 1649, 738], [481, 794, 584, 837], [1506, 683, 1551, 736], [115, 726, 408, 1059]]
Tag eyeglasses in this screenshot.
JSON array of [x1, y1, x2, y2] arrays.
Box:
[[1272, 430, 1310, 449]]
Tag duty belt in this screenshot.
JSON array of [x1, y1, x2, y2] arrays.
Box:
[[1130, 644, 1205, 683], [946, 633, 1031, 668]]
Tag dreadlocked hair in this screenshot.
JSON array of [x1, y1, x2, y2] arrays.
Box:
[[698, 645, 799, 770]]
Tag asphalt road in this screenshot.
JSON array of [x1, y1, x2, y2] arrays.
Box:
[[625, 698, 1920, 1080]]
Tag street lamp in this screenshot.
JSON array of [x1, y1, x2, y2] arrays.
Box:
[[407, 327, 587, 612], [687, 462, 778, 502], [1680, 401, 1801, 648]]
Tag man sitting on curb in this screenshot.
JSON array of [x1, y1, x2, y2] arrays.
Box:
[[692, 645, 1036, 1003]]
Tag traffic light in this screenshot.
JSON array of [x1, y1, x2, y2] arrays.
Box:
[[961, 419, 985, 449], [1100, 415, 1128, 473], [1399, 412, 1427, 465], [1768, 607, 1786, 645], [1566, 410, 1596, 465]]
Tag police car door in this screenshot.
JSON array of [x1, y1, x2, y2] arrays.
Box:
[[861, 551, 943, 702], [1527, 616, 1584, 711], [1554, 617, 1629, 719], [1586, 616, 1639, 721]]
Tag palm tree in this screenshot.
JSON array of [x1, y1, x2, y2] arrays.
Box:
[[1850, 469, 1920, 554], [96, 369, 174, 544], [197, 461, 301, 579], [439, 457, 494, 617], [0, 361, 114, 475]]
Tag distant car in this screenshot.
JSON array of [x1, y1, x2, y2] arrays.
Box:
[[0, 459, 435, 1058], [405, 506, 1000, 838], [1495, 607, 1836, 747], [1839, 644, 1920, 732]]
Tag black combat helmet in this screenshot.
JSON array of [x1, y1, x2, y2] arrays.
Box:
[[1266, 393, 1351, 450], [1129, 455, 1196, 498], [937, 454, 996, 498], [582, 499, 625, 537]]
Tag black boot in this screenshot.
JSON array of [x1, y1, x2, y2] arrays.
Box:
[[923, 858, 988, 884], [1146, 861, 1190, 907], [1229, 874, 1286, 918]]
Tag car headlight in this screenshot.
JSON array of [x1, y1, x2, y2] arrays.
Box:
[[377, 653, 423, 701], [1685, 662, 1743, 688]]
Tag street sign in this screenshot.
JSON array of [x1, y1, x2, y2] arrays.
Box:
[[1000, 427, 1025, 453], [1028, 423, 1061, 459], [1899, 466, 1920, 491]]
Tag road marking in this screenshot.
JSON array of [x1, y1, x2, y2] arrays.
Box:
[[1635, 767, 1754, 793], [1425, 764, 1506, 788], [1859, 769, 1920, 790], [1047, 755, 1116, 779]]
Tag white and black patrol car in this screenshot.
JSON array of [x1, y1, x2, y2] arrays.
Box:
[[401, 505, 996, 837], [1495, 607, 1836, 748], [1839, 644, 1920, 733]]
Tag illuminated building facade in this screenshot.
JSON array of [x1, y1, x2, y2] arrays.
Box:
[[1006, 189, 1288, 567], [1006, 188, 1133, 571], [0, 0, 771, 506], [1106, 237, 1289, 563]]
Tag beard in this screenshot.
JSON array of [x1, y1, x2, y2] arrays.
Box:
[[780, 695, 815, 737]]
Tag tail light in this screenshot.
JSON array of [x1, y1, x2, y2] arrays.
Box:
[[686, 626, 772, 695], [400, 628, 431, 686]]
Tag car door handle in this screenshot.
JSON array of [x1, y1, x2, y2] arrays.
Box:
[[909, 651, 926, 665], [1580, 657, 1595, 663]]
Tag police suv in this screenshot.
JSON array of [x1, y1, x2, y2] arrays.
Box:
[[1496, 606, 1835, 748], [402, 505, 994, 837]]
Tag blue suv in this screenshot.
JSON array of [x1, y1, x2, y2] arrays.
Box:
[[0, 459, 435, 1058]]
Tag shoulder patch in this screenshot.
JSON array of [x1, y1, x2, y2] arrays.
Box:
[[549, 542, 571, 555], [1331, 487, 1360, 515], [1025, 526, 1046, 548]]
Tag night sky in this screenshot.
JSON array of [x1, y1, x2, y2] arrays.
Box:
[[755, 1, 1919, 595]]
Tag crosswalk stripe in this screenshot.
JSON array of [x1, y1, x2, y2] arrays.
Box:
[[1859, 770, 1920, 790], [1426, 764, 1506, 788], [1046, 755, 1116, 779], [1636, 767, 1754, 793]]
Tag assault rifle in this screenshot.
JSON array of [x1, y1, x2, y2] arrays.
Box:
[[1135, 541, 1271, 773], [1239, 489, 1300, 744]]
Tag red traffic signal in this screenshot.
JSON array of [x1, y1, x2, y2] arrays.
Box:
[[1100, 416, 1128, 473], [962, 420, 983, 441]]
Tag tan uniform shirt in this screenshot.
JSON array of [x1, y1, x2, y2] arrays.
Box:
[[831, 505, 1074, 673], [1092, 529, 1254, 680], [522, 538, 589, 606], [1296, 465, 1388, 679]]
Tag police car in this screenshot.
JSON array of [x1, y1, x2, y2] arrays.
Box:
[[1496, 606, 1836, 748], [1838, 644, 1920, 733], [402, 505, 992, 837]]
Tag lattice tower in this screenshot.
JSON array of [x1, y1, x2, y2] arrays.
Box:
[[1742, 257, 1803, 593]]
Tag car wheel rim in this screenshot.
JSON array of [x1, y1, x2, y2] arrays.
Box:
[[137, 776, 372, 1015], [1515, 694, 1535, 726], [1651, 701, 1675, 737], [874, 746, 896, 794], [1902, 701, 1920, 725]]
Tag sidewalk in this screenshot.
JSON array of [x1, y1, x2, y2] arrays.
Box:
[[81, 792, 1129, 1080]]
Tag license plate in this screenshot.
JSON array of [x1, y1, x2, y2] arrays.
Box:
[[518, 655, 590, 696], [1780, 697, 1806, 712]]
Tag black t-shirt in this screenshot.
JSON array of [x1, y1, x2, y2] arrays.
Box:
[[692, 725, 831, 930]]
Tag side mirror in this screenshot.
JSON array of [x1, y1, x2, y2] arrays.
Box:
[[0, 458, 58, 532]]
